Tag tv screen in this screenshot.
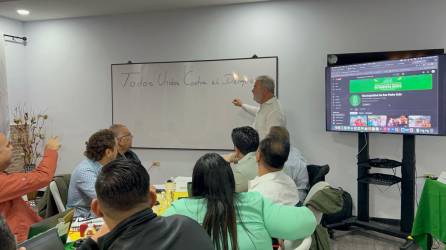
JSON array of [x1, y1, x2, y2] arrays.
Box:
[[326, 55, 446, 135]]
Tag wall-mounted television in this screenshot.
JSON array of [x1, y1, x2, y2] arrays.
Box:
[[325, 55, 446, 135]]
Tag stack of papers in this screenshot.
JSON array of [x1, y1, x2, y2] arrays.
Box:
[[174, 176, 192, 192]]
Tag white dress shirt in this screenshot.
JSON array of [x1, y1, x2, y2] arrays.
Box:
[[248, 170, 300, 206], [241, 97, 286, 139]]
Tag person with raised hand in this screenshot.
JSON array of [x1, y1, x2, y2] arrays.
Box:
[[0, 132, 60, 243]]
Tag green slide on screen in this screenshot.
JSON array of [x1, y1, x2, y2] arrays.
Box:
[[349, 74, 433, 93]]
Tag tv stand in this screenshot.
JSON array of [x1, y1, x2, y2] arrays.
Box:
[[327, 132, 417, 250]]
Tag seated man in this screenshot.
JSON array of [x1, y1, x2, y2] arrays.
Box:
[[109, 124, 141, 164], [224, 126, 259, 192], [67, 129, 117, 218], [269, 126, 309, 202], [249, 136, 299, 206], [0, 132, 60, 243], [80, 159, 214, 250]]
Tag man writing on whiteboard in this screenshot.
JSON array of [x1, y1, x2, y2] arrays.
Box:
[[232, 75, 286, 139]]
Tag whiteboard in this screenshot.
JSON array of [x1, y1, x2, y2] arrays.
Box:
[[111, 57, 278, 150]]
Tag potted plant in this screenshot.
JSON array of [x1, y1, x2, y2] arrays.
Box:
[[12, 105, 48, 199]]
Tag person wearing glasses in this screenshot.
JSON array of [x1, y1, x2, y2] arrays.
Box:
[[110, 124, 141, 165]]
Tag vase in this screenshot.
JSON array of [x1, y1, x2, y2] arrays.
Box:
[[23, 164, 38, 200], [23, 164, 36, 172]]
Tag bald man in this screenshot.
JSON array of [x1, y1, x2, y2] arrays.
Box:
[[109, 124, 141, 165]]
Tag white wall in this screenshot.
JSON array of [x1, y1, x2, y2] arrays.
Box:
[[0, 17, 26, 118], [3, 0, 446, 219]]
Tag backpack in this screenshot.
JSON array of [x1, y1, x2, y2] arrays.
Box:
[[321, 188, 353, 230]]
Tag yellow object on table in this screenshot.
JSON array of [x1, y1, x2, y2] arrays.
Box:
[[67, 231, 81, 242], [153, 191, 189, 215]]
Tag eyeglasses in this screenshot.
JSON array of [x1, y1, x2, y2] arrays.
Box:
[[118, 133, 133, 139]]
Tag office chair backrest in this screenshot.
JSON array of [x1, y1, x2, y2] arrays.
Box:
[[38, 174, 71, 218], [306, 164, 330, 188], [50, 181, 65, 213]]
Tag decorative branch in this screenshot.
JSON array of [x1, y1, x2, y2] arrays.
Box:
[[12, 105, 48, 170]]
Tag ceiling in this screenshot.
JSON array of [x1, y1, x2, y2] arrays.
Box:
[[0, 0, 271, 22]]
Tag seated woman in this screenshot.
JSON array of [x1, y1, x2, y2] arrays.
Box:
[[67, 129, 117, 218], [164, 153, 317, 250]]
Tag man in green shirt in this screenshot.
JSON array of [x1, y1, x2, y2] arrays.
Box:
[[224, 126, 259, 192]]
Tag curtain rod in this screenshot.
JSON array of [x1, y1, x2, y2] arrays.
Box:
[[3, 34, 27, 42]]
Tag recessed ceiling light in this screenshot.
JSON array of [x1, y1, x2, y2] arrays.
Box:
[[17, 9, 30, 16]]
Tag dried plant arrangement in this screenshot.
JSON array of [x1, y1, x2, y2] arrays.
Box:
[[12, 105, 48, 171]]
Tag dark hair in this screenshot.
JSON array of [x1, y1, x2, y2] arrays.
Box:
[[268, 126, 290, 142], [0, 216, 15, 250], [258, 136, 290, 169], [191, 153, 238, 250], [231, 126, 259, 155], [95, 159, 150, 211], [84, 129, 116, 161]]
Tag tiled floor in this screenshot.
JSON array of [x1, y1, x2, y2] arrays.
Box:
[[330, 229, 444, 250]]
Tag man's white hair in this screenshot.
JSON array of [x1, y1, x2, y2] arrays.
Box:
[[109, 124, 128, 137], [256, 75, 275, 94]]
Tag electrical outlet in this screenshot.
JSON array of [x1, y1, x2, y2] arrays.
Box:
[[423, 173, 435, 178]]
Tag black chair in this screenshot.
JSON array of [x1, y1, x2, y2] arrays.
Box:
[[306, 164, 330, 188]]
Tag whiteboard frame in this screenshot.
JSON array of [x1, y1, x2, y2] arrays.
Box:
[[111, 56, 279, 150]]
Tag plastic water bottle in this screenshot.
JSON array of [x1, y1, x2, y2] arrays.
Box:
[[165, 178, 176, 205]]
